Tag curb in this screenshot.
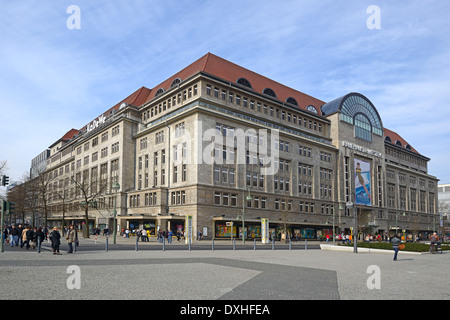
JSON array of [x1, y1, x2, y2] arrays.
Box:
[[320, 244, 423, 255]]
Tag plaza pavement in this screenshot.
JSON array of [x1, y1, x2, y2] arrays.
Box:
[[0, 235, 448, 302]]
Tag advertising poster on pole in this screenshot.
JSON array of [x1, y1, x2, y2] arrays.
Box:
[[185, 215, 193, 244], [354, 158, 371, 206], [261, 218, 269, 244]]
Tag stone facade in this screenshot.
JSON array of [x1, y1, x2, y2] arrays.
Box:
[[26, 54, 438, 241]]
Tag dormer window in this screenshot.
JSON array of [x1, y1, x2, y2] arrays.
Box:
[[286, 97, 298, 106], [170, 78, 182, 87], [237, 78, 252, 88], [263, 88, 276, 97], [155, 88, 165, 97]]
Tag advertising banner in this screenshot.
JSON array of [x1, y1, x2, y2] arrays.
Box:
[[354, 158, 371, 206], [261, 218, 269, 244], [185, 215, 193, 244]]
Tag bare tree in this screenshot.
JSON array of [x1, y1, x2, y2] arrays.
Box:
[[31, 165, 57, 228], [0, 160, 7, 175], [70, 167, 108, 238]]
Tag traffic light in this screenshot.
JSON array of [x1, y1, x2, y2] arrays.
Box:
[[7, 201, 15, 215], [1, 175, 9, 186]]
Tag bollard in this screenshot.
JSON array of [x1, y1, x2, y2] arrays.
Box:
[[188, 238, 191, 251], [163, 237, 165, 251], [136, 237, 139, 251], [305, 239, 308, 250], [254, 238, 256, 251], [233, 238, 236, 251], [38, 238, 41, 253], [212, 238, 214, 251], [272, 238, 274, 250], [105, 237, 109, 251], [289, 238, 292, 250]]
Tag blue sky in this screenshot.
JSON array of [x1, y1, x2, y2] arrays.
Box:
[[1, 0, 449, 184]]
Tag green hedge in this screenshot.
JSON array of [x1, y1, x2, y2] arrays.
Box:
[[340, 242, 450, 252]]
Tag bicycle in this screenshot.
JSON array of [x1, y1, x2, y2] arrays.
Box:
[[429, 242, 442, 254]]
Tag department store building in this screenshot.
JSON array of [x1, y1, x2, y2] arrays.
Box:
[[36, 53, 438, 241]]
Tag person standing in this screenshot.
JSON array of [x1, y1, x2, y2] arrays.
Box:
[[49, 227, 61, 255], [168, 230, 173, 244], [391, 234, 401, 261], [17, 224, 24, 247], [66, 225, 76, 253]]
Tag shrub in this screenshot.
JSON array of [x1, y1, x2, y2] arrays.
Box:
[[340, 242, 449, 252]]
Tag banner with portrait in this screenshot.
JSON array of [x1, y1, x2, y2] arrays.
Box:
[[354, 158, 371, 206]]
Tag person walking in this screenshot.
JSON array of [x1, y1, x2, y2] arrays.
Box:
[[20, 226, 33, 250], [9, 225, 19, 247], [2, 226, 8, 245], [66, 225, 76, 253], [49, 227, 61, 255], [34, 227, 45, 250], [391, 234, 402, 261]]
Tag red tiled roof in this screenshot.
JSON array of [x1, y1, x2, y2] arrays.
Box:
[[80, 86, 153, 132], [61, 128, 81, 141], [147, 52, 326, 115], [384, 128, 420, 155], [49, 128, 81, 148]]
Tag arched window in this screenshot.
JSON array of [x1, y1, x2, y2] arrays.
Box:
[[306, 105, 318, 114], [263, 88, 277, 98], [385, 136, 392, 142], [237, 78, 252, 88], [396, 141, 402, 147], [354, 113, 372, 142], [406, 144, 412, 150], [155, 88, 165, 97], [321, 93, 383, 137], [170, 78, 182, 88], [286, 97, 298, 106]]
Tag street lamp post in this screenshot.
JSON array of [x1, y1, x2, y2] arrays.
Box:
[[346, 201, 357, 253], [112, 182, 120, 245], [241, 188, 252, 244]]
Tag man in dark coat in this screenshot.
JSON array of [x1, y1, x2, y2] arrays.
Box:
[[49, 227, 61, 255]]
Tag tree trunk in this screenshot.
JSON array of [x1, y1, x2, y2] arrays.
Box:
[[84, 206, 90, 238]]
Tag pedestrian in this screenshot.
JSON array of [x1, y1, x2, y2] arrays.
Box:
[[17, 224, 24, 247], [391, 234, 401, 261], [20, 226, 33, 250], [66, 225, 76, 253], [30, 227, 38, 249], [168, 230, 173, 243], [34, 227, 45, 250], [2, 225, 8, 245], [9, 225, 19, 247], [49, 227, 61, 255]]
